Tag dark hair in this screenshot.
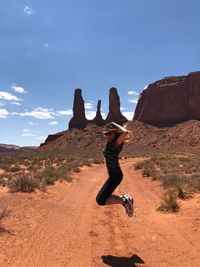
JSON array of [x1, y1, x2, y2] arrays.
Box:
[[114, 132, 122, 140]]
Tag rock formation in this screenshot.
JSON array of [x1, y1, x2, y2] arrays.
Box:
[[105, 87, 128, 125], [68, 89, 88, 129], [91, 100, 105, 126], [68, 87, 128, 129], [134, 71, 200, 126]]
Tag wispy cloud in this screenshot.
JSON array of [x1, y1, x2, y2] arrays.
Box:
[[21, 133, 36, 137], [56, 110, 73, 116], [11, 102, 22, 106], [120, 107, 125, 111], [13, 107, 55, 120], [128, 98, 139, 104], [0, 91, 21, 101], [128, 90, 139, 96], [11, 85, 27, 94], [28, 121, 39, 125], [122, 111, 134, 120], [22, 129, 30, 132], [85, 102, 93, 109], [0, 108, 9, 118], [0, 102, 5, 107], [24, 6, 33, 16], [50, 121, 58, 125]]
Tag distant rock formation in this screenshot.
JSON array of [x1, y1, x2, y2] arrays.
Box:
[[91, 100, 105, 126], [134, 71, 200, 126], [68, 89, 88, 129], [68, 87, 128, 129], [105, 87, 128, 125]]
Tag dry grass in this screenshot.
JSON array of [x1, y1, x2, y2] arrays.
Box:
[[0, 149, 104, 192], [156, 190, 179, 213]]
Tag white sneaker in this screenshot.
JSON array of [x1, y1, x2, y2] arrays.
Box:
[[122, 194, 134, 217]]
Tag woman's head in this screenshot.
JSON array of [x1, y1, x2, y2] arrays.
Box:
[[102, 123, 121, 142]]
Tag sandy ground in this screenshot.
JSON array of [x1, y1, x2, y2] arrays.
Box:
[[0, 158, 200, 267]]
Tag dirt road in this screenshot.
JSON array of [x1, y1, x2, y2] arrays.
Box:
[[0, 159, 200, 267]]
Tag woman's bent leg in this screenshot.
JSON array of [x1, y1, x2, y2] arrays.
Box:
[[96, 171, 123, 206]]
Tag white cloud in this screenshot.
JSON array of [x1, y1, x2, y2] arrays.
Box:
[[36, 136, 46, 140], [85, 111, 96, 120], [0, 109, 9, 118], [128, 90, 139, 96], [28, 121, 39, 125], [15, 107, 55, 120], [11, 85, 27, 94], [85, 102, 93, 109], [120, 107, 125, 111], [24, 6, 33, 15], [22, 129, 30, 132], [0, 102, 5, 107], [122, 112, 134, 120], [0, 91, 21, 101], [44, 43, 50, 49], [56, 110, 73, 116], [50, 121, 58, 125], [22, 133, 36, 137], [11, 102, 22, 106], [128, 98, 139, 104]]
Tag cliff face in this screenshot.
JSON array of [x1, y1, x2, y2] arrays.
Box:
[[68, 87, 127, 129], [134, 71, 200, 126]]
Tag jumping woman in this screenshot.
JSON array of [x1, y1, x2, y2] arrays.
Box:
[[96, 122, 134, 217]]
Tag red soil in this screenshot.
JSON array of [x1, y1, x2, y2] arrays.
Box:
[[0, 159, 200, 267]]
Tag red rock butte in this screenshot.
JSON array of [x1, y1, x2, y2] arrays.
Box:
[[134, 71, 200, 126]]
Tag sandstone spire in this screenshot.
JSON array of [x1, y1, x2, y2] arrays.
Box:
[[91, 100, 105, 126], [105, 87, 128, 125], [68, 88, 88, 129]]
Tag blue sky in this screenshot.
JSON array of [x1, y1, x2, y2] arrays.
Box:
[[0, 0, 200, 146]]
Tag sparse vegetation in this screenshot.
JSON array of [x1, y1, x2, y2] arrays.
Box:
[[0, 208, 11, 234], [156, 190, 179, 213], [0, 149, 103, 192], [8, 174, 39, 193]]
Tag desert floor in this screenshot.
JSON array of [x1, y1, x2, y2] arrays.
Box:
[[0, 158, 200, 267]]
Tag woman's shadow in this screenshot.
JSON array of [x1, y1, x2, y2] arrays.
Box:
[[102, 254, 145, 267]]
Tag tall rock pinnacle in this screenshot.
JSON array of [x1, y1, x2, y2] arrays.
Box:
[[105, 87, 128, 125], [68, 89, 88, 129], [92, 100, 105, 126]]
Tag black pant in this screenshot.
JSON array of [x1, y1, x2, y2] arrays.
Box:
[[96, 170, 123, 206]]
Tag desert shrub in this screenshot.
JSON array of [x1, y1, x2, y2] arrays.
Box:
[[141, 160, 157, 178], [134, 161, 144, 170], [189, 173, 200, 190], [10, 165, 21, 172], [156, 190, 179, 213], [0, 208, 11, 233], [44, 166, 57, 185], [161, 174, 182, 188], [0, 163, 12, 172], [91, 158, 104, 164], [8, 174, 38, 193], [172, 179, 192, 199]]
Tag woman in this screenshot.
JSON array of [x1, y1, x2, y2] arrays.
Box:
[[96, 121, 134, 217]]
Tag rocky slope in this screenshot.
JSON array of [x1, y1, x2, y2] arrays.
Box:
[[39, 120, 200, 151]]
